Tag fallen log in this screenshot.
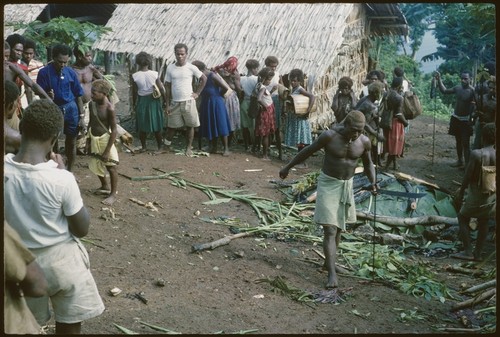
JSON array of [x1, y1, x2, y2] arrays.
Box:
[[462, 280, 496, 294], [191, 232, 252, 252], [451, 288, 496, 311], [437, 327, 482, 333], [356, 211, 458, 227], [445, 264, 484, 276]]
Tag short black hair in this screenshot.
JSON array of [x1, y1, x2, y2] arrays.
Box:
[[174, 43, 188, 54], [264, 56, 279, 67], [6, 33, 25, 49], [258, 67, 275, 82], [19, 100, 63, 142], [393, 66, 404, 77], [338, 76, 353, 89], [289, 68, 304, 82], [24, 38, 36, 51], [73, 45, 85, 58], [135, 51, 152, 67], [245, 59, 259, 70], [4, 80, 20, 107], [191, 60, 206, 71], [367, 70, 383, 81], [52, 44, 72, 59]]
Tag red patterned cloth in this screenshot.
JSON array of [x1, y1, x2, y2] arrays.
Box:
[[255, 104, 276, 136]]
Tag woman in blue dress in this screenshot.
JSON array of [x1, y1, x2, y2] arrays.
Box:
[[284, 68, 315, 168], [192, 61, 232, 156]]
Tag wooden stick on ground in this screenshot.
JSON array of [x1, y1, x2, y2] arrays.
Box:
[[191, 232, 253, 252], [356, 211, 458, 227], [462, 280, 496, 294], [451, 288, 496, 311]]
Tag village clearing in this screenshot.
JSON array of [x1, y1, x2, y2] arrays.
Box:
[[43, 73, 495, 334]]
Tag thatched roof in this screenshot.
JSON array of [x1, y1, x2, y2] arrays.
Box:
[[93, 3, 407, 77], [3, 3, 48, 36]]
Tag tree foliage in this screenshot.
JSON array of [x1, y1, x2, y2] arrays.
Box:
[[423, 3, 495, 76], [9, 16, 111, 61]]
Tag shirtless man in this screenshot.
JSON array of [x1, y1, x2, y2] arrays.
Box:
[[355, 81, 385, 166], [451, 123, 496, 261], [4, 80, 22, 154], [434, 70, 476, 167], [4, 40, 51, 129], [279, 110, 377, 288], [72, 47, 104, 153]]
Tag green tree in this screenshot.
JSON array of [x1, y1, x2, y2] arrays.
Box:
[[8, 16, 111, 62], [423, 3, 495, 78]]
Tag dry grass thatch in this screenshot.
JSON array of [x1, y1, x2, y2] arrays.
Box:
[[3, 3, 48, 36]]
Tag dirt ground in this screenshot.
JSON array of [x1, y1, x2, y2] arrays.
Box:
[[57, 72, 496, 334]]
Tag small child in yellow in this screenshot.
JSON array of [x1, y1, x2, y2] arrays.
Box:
[[87, 79, 119, 205]]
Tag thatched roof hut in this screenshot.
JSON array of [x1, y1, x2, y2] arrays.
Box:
[[94, 3, 407, 130], [3, 3, 48, 36]]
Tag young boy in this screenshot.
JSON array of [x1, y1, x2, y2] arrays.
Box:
[[87, 79, 119, 205]]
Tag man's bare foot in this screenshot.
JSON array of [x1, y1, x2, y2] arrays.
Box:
[[186, 148, 193, 157], [295, 162, 308, 169], [101, 194, 117, 206], [138, 148, 148, 153], [222, 150, 231, 156], [325, 275, 338, 289], [262, 156, 271, 161]]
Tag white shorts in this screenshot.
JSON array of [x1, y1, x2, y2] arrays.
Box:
[[167, 99, 200, 128], [26, 238, 105, 325]]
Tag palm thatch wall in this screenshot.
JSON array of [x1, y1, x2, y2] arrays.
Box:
[[3, 4, 48, 36], [91, 3, 406, 130]]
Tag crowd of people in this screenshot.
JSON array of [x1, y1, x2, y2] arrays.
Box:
[[3, 33, 496, 332]]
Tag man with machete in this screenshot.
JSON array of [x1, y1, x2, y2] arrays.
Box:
[[279, 110, 377, 289]]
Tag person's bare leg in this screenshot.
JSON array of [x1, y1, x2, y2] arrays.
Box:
[[473, 218, 489, 261], [451, 213, 474, 260], [102, 166, 118, 205], [65, 135, 76, 172], [186, 127, 194, 156], [154, 131, 165, 151], [322, 225, 339, 289], [56, 321, 81, 334], [275, 128, 282, 160], [96, 175, 109, 192], [222, 136, 230, 156], [261, 135, 270, 161], [139, 131, 147, 152]]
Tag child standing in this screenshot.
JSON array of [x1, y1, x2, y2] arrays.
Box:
[[87, 79, 119, 205], [240, 59, 260, 151], [284, 69, 315, 168], [256, 67, 276, 161], [264, 56, 284, 159]]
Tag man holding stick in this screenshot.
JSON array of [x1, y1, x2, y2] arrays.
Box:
[[279, 110, 377, 289]]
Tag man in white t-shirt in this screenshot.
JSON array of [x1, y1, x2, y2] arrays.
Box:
[[4, 99, 105, 334], [164, 43, 207, 156]]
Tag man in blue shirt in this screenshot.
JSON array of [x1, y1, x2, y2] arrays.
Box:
[[37, 44, 84, 172]]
